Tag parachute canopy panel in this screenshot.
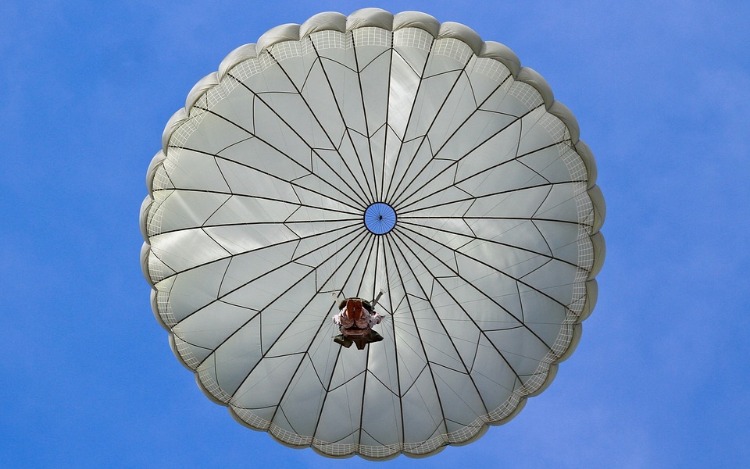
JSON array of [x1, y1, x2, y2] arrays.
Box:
[[140, 7, 605, 459]]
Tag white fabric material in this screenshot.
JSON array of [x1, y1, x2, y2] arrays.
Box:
[[141, 7, 605, 459]]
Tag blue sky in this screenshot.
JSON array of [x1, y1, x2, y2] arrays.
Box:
[[1, 1, 748, 467]]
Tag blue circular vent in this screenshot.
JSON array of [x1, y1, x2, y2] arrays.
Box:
[[364, 203, 397, 235]]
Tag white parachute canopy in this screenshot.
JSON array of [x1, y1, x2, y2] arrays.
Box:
[[140, 8, 605, 460]]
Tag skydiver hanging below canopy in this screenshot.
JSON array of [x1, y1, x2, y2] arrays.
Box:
[[332, 297, 384, 350]]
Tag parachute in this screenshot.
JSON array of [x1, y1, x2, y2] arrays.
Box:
[[140, 8, 605, 459]]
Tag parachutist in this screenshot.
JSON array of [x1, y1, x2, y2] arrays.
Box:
[[332, 298, 384, 350]]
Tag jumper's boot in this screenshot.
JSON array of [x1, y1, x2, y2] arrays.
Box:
[[334, 334, 353, 348], [369, 330, 384, 343]]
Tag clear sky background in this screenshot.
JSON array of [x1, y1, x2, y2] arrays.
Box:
[[1, 1, 748, 468]]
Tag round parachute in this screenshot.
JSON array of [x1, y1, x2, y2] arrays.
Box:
[[140, 8, 605, 459]]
